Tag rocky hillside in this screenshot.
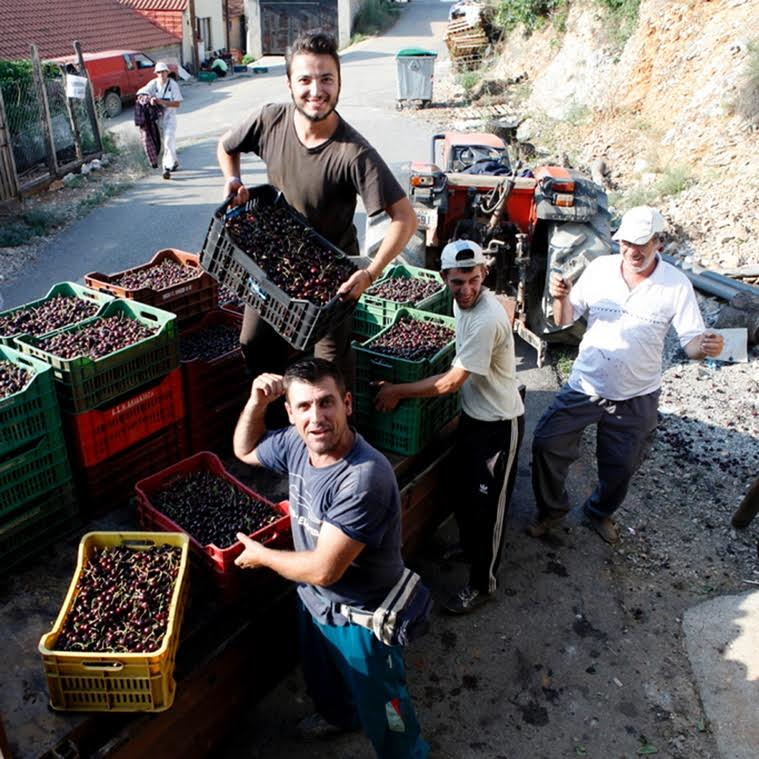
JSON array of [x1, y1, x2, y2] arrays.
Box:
[[432, 0, 758, 273]]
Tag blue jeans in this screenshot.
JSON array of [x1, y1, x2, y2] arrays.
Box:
[[298, 600, 429, 759], [532, 385, 660, 518]]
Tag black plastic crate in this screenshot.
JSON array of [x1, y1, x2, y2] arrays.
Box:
[[200, 184, 357, 351]]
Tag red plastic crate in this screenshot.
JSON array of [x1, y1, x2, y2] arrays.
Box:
[[64, 369, 185, 468], [180, 310, 246, 454], [134, 451, 290, 575], [187, 395, 246, 455], [84, 249, 218, 326], [75, 421, 188, 518]]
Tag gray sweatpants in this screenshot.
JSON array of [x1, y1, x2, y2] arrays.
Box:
[[531, 385, 660, 519]]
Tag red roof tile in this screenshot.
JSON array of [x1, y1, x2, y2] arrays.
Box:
[[119, 0, 188, 11], [227, 0, 245, 15], [0, 0, 181, 61]]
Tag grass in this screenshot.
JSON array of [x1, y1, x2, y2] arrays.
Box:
[[457, 70, 483, 96], [352, 0, 400, 38], [552, 345, 577, 382]]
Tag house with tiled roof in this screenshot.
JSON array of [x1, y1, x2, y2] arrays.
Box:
[[0, 0, 180, 62], [118, 0, 242, 71]]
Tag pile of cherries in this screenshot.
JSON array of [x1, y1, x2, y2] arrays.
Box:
[[111, 260, 200, 291], [369, 316, 455, 361], [367, 277, 441, 304], [180, 323, 240, 362], [0, 360, 31, 399], [226, 206, 356, 305], [38, 315, 155, 359], [55, 544, 182, 653], [0, 295, 99, 338], [152, 471, 281, 548], [218, 284, 246, 313]]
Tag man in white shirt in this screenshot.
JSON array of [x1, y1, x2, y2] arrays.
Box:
[[375, 240, 525, 614], [529, 206, 724, 544], [137, 62, 182, 179]]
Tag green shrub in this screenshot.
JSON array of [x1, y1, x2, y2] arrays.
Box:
[[735, 39, 759, 125], [352, 0, 400, 37], [457, 71, 482, 96], [495, 0, 564, 35], [241, 53, 255, 65]]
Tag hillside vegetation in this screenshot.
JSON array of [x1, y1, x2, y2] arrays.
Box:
[[452, 0, 758, 271]]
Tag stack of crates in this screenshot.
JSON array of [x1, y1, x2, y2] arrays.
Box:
[[13, 298, 186, 517], [179, 309, 247, 454], [0, 345, 77, 572], [353, 307, 460, 456], [84, 248, 219, 329], [353, 263, 452, 340]]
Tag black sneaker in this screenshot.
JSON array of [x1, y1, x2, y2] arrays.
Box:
[[294, 712, 354, 740], [170, 162, 179, 171], [162, 169, 171, 179], [443, 584, 494, 615]]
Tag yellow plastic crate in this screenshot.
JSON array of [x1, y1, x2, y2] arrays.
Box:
[[38, 531, 189, 712]]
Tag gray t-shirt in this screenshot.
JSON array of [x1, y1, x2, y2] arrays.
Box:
[[255, 426, 404, 624], [221, 102, 405, 254]]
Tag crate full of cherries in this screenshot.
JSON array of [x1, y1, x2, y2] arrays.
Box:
[[200, 184, 358, 351], [38, 531, 190, 712], [135, 451, 291, 582]]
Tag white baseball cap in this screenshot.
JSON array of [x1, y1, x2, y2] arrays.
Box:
[[440, 239, 487, 270], [154, 61, 169, 73], [612, 206, 665, 245]]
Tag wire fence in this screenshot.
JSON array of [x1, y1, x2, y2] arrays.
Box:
[[0, 48, 101, 200]]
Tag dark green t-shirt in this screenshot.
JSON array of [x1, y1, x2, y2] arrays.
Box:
[[221, 102, 405, 254]]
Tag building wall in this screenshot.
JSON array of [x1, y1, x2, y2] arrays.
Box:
[[195, 0, 226, 57]]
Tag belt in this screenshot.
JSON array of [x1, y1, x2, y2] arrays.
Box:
[[338, 604, 374, 631]]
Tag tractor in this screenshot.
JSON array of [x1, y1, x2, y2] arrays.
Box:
[[401, 131, 612, 365]]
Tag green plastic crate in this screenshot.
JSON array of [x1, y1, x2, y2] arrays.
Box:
[[0, 345, 63, 459], [354, 307, 456, 387], [0, 282, 114, 346], [354, 391, 460, 456], [0, 430, 73, 522], [353, 264, 451, 339], [14, 299, 179, 414], [0, 481, 79, 574]]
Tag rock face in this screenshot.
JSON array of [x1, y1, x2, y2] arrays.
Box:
[[488, 0, 758, 273]]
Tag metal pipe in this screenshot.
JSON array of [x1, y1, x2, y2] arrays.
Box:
[[661, 254, 740, 300], [698, 270, 759, 297]]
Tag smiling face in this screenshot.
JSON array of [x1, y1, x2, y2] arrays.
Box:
[[287, 52, 340, 123], [442, 265, 486, 310], [619, 236, 659, 276], [285, 376, 353, 464]]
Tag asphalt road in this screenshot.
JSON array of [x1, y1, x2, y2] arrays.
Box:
[[0, 0, 451, 309]]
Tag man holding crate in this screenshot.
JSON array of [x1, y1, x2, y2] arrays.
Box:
[[217, 30, 417, 388], [375, 240, 525, 614], [233, 358, 429, 757]]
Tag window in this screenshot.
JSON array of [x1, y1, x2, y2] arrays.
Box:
[[195, 17, 212, 45], [123, 54, 134, 70], [134, 54, 155, 70]]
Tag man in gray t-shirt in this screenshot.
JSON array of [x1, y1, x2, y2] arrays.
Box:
[[217, 30, 417, 391], [233, 358, 428, 758]]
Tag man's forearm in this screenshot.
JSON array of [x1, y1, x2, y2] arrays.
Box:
[[367, 200, 417, 281], [552, 297, 575, 326], [233, 399, 267, 462], [217, 139, 240, 179], [248, 545, 341, 586]]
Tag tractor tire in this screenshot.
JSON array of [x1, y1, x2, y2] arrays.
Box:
[[103, 91, 123, 118]]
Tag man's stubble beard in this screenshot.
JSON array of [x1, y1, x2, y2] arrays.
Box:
[[291, 92, 339, 123]]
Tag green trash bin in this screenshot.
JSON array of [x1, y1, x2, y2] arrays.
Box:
[[395, 48, 437, 108]]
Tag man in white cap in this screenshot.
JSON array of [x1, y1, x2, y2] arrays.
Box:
[[375, 239, 525, 614], [137, 62, 182, 179], [529, 206, 724, 544]]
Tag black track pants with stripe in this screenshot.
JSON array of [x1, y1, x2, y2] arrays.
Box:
[[453, 411, 525, 594]]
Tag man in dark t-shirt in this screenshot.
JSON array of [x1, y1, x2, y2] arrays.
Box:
[[233, 358, 429, 758], [217, 30, 417, 387]]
